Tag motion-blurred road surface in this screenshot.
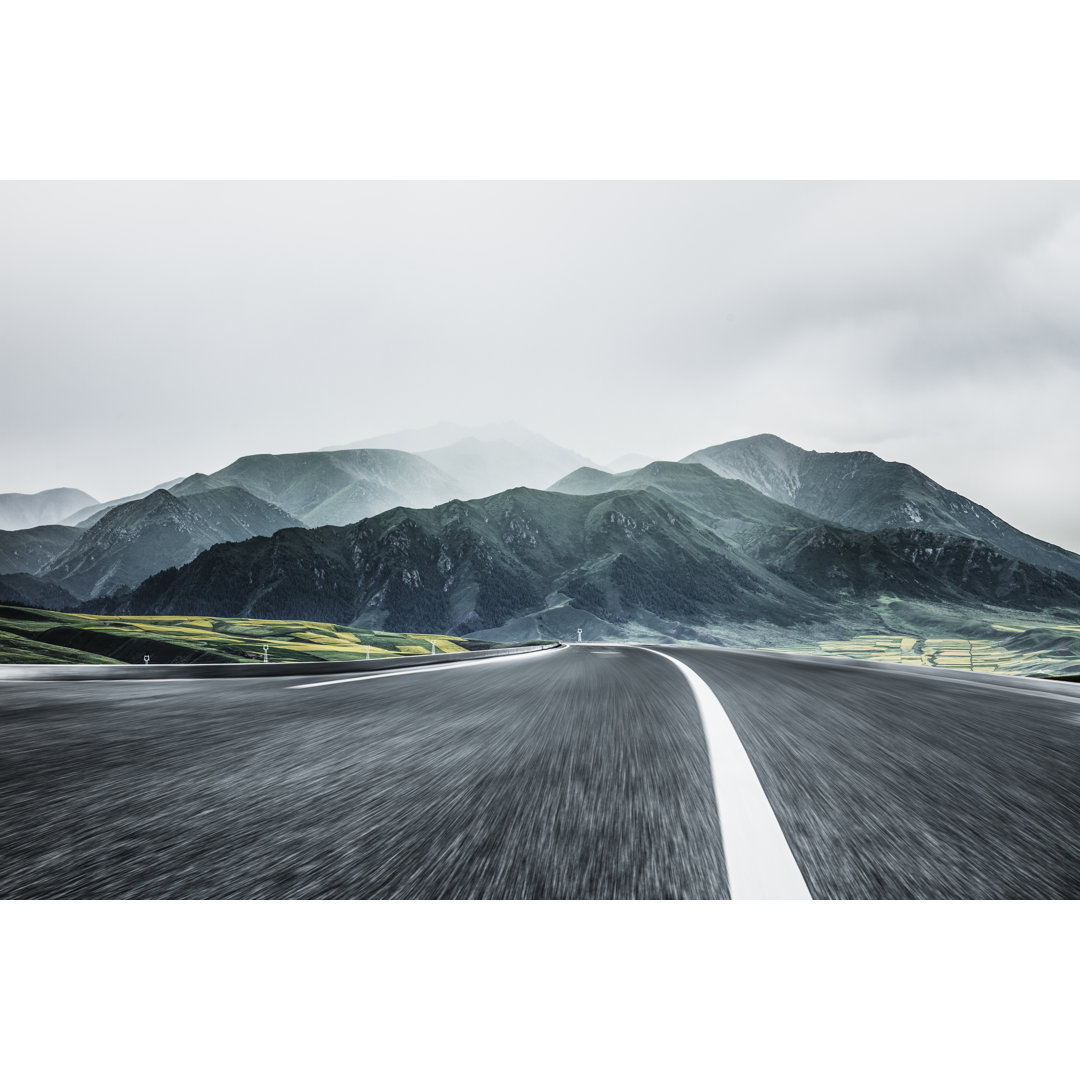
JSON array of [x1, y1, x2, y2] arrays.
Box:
[[3, 644, 1079, 898]]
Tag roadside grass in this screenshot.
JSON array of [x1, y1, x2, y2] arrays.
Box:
[[0, 606, 480, 665]]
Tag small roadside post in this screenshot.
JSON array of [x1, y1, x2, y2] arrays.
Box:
[[143, 655, 150, 665], [262, 644, 270, 664], [577, 628, 583, 643]]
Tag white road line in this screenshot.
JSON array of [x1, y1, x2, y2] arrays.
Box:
[[289, 650, 547, 690], [641, 648, 812, 901]]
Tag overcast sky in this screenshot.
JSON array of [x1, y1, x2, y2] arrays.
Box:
[[2, 179, 1079, 550]]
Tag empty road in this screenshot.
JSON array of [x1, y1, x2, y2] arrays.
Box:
[[2, 644, 1079, 898]]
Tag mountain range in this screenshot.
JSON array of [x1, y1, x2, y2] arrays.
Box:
[[6, 429, 1080, 649], [88, 463, 1080, 644], [89, 487, 817, 635]]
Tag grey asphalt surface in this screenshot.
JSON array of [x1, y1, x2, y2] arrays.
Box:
[[0, 647, 727, 899], [669, 647, 1080, 899], [3, 644, 1080, 899]]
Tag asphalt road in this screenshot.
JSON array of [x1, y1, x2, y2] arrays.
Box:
[[2, 644, 1079, 899]]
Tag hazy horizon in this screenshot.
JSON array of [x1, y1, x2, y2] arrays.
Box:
[[3, 180, 1079, 552]]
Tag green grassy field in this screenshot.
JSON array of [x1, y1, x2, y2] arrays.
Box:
[[0, 605, 488, 665]]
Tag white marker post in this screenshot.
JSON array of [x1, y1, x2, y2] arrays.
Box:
[[577, 628, 583, 643], [430, 640, 436, 654], [262, 644, 270, 664], [143, 655, 150, 665]]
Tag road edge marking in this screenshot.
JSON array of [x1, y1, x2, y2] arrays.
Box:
[[641, 647, 812, 901]]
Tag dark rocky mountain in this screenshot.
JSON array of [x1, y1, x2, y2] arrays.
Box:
[[170, 448, 462, 527], [85, 488, 822, 639], [0, 524, 82, 576], [739, 523, 1080, 610], [0, 573, 79, 610], [682, 434, 1080, 579], [0, 488, 97, 531], [41, 486, 302, 599], [83, 482, 1080, 644]]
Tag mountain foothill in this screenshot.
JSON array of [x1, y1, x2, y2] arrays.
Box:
[[4, 429, 1080, 652]]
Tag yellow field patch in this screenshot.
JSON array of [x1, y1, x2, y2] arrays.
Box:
[[9, 609, 478, 662], [785, 628, 1080, 676]]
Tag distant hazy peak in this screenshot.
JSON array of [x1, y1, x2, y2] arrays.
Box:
[[0, 487, 100, 531], [229, 447, 418, 464], [0, 486, 97, 501], [323, 422, 592, 462]]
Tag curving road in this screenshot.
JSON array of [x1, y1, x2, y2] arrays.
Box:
[[2, 644, 1079, 899]]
